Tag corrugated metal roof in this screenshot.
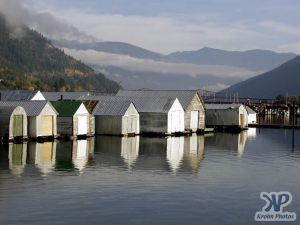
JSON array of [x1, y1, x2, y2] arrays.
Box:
[[93, 99, 134, 116], [87, 96, 176, 113], [0, 90, 39, 101], [116, 90, 203, 110], [51, 101, 82, 116], [43, 92, 91, 101], [0, 106, 22, 116], [0, 101, 55, 116], [246, 106, 257, 114], [205, 103, 244, 110]]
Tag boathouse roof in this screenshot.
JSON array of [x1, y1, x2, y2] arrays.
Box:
[[0, 90, 45, 101], [88, 96, 177, 113], [43, 92, 91, 101], [51, 101, 83, 116], [0, 101, 57, 116], [116, 90, 203, 110], [245, 106, 257, 114], [93, 99, 134, 116]]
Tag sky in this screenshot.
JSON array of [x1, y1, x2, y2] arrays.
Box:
[[10, 0, 298, 54]]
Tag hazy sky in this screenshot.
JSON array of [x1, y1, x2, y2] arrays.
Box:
[[12, 0, 300, 53]]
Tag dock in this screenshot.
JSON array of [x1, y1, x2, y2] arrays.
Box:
[[249, 124, 300, 129]]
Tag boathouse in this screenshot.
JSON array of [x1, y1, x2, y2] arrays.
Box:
[[0, 101, 58, 139], [117, 90, 205, 132], [51, 101, 92, 137], [0, 90, 46, 101], [205, 103, 248, 130], [246, 106, 257, 125], [0, 106, 28, 141], [81, 96, 185, 135], [126, 97, 185, 135], [93, 99, 140, 136]]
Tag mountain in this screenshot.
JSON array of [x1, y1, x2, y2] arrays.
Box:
[[54, 40, 297, 72], [167, 47, 297, 71], [0, 15, 120, 93], [53, 39, 298, 91], [222, 56, 300, 99], [52, 39, 165, 61]]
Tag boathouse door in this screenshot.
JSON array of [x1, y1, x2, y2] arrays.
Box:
[[170, 111, 181, 133], [78, 116, 88, 135], [125, 115, 137, 134], [41, 116, 53, 136], [13, 115, 23, 137], [190, 111, 199, 130]]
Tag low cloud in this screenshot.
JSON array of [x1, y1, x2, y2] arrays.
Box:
[[35, 7, 300, 54], [202, 83, 230, 92], [63, 48, 261, 79], [0, 0, 96, 41]]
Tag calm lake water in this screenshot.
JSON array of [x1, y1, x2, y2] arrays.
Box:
[[0, 129, 300, 225]]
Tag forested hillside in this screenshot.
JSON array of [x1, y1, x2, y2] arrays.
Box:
[[0, 15, 120, 92]]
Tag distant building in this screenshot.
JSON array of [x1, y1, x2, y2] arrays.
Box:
[[246, 106, 257, 125], [205, 103, 248, 130], [117, 90, 205, 132], [0, 90, 46, 101]]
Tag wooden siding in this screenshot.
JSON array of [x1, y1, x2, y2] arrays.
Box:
[[140, 112, 168, 133], [206, 109, 240, 127], [88, 115, 95, 136], [184, 94, 206, 131], [95, 115, 123, 135], [238, 106, 248, 128], [57, 117, 73, 136]]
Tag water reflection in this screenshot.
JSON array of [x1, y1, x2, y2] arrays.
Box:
[[183, 135, 205, 174], [56, 138, 95, 172], [28, 142, 57, 175], [167, 137, 184, 173], [247, 128, 257, 139], [2, 131, 251, 176], [72, 140, 89, 171], [258, 114, 300, 126], [8, 143, 27, 176], [95, 136, 140, 169], [121, 136, 140, 169], [205, 131, 248, 157]]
